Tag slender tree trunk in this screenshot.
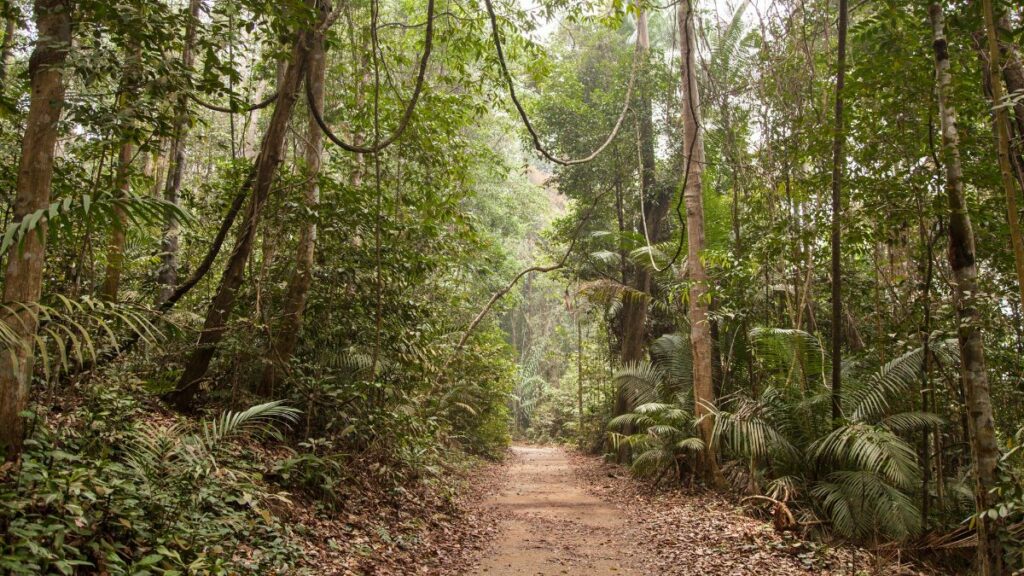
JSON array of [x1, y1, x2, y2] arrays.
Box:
[[101, 40, 142, 301], [1000, 15, 1024, 186], [0, 8, 16, 88], [259, 22, 325, 397], [156, 0, 202, 306], [931, 6, 1002, 574], [918, 219, 935, 529], [830, 0, 848, 424], [166, 18, 314, 411], [982, 0, 1024, 309], [618, 5, 659, 371], [679, 0, 721, 487], [101, 141, 131, 300], [577, 298, 584, 449], [0, 0, 71, 459]]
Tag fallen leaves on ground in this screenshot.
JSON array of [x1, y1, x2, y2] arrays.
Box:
[[284, 455, 508, 575], [567, 451, 938, 576]]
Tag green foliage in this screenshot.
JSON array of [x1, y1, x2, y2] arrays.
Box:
[[0, 194, 193, 256], [711, 336, 955, 541], [0, 384, 301, 575], [1, 296, 164, 383], [608, 392, 704, 481]]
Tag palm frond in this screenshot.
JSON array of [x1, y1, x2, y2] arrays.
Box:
[[811, 470, 922, 540], [712, 396, 801, 462], [614, 360, 664, 407], [749, 327, 826, 387], [848, 341, 957, 421], [1, 193, 194, 255], [649, 332, 692, 395], [811, 423, 920, 490], [881, 411, 945, 434]]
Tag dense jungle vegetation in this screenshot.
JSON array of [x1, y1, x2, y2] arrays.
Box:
[[0, 0, 1023, 573]]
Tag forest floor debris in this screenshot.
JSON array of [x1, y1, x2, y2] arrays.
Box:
[[287, 452, 509, 575], [567, 450, 940, 576], [470, 445, 652, 575]]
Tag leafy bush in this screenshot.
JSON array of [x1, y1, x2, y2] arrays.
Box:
[[0, 384, 303, 575]]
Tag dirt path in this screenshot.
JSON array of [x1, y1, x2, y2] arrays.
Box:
[[470, 445, 648, 575], [465, 446, 907, 576]]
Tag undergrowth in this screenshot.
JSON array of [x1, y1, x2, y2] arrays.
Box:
[[0, 371, 500, 575]]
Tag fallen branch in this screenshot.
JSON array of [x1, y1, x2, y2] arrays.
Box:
[[740, 495, 797, 532]]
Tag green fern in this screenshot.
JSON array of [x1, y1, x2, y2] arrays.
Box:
[[127, 401, 300, 480], [1, 296, 164, 381], [1, 193, 194, 255]]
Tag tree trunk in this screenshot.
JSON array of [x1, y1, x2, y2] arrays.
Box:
[[166, 19, 313, 411], [101, 39, 143, 301], [930, 6, 1002, 574], [0, 8, 15, 88], [678, 0, 722, 487], [156, 0, 202, 306], [618, 5, 659, 371], [577, 299, 584, 449], [1000, 15, 1024, 179], [918, 219, 935, 529], [830, 0, 848, 424], [982, 0, 1024, 309], [100, 141, 131, 300], [0, 0, 71, 459], [259, 22, 325, 397]]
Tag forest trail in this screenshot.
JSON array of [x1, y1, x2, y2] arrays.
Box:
[[471, 445, 647, 575], [466, 446, 879, 576]]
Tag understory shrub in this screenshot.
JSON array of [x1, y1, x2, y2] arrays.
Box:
[[0, 382, 302, 575]]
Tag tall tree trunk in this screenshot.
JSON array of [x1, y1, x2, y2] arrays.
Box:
[[101, 141, 132, 299], [1000, 15, 1024, 182], [829, 0, 848, 424], [259, 22, 325, 397], [930, 6, 1002, 574], [0, 7, 16, 88], [678, 0, 721, 487], [156, 0, 202, 306], [982, 0, 1024, 308], [101, 39, 142, 300], [918, 218, 935, 529], [166, 19, 313, 411], [577, 297, 584, 449], [0, 0, 71, 459], [615, 3, 672, 462], [618, 4, 658, 370]]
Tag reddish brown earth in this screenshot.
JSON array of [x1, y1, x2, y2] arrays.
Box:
[[464, 445, 927, 576], [291, 444, 932, 575], [471, 445, 649, 575]]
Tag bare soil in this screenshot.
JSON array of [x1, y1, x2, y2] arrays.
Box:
[[466, 445, 929, 576], [470, 445, 648, 575]]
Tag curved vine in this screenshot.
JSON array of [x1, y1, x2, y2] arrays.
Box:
[[309, 0, 434, 154], [190, 91, 279, 114], [483, 0, 640, 167]]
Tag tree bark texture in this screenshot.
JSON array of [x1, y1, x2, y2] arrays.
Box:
[[0, 0, 71, 458], [156, 0, 202, 306], [260, 17, 325, 397], [982, 0, 1024, 310], [678, 0, 722, 487], [830, 0, 848, 424], [931, 6, 1002, 574]]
